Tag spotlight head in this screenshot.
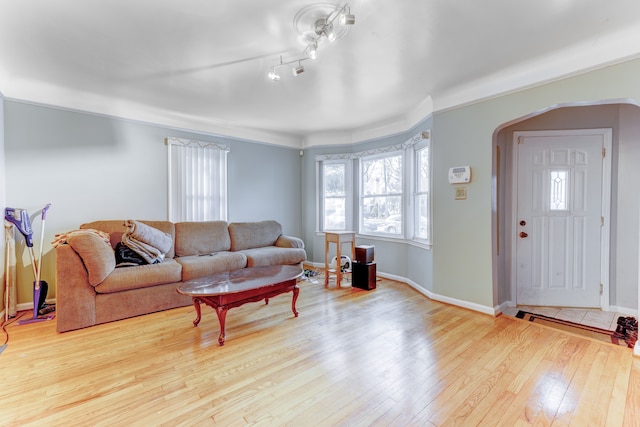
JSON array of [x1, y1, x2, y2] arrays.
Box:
[[308, 43, 317, 60], [340, 14, 355, 25], [268, 69, 280, 81], [292, 63, 305, 76]]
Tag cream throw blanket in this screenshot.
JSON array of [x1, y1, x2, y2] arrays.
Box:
[[122, 220, 173, 264]]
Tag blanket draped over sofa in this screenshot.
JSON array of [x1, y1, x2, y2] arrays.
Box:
[[122, 219, 173, 264], [55, 220, 306, 332]]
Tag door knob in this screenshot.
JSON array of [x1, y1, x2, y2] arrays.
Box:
[[519, 232, 528, 238]]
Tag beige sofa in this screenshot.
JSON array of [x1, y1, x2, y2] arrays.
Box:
[[55, 220, 306, 332]]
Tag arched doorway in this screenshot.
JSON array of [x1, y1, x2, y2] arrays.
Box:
[[493, 100, 640, 317]]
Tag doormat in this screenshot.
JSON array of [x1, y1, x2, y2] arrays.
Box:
[[515, 311, 638, 348]]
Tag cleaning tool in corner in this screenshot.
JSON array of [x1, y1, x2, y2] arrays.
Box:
[[35, 204, 53, 315], [4, 204, 55, 324]]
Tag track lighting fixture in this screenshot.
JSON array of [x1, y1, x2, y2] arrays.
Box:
[[267, 2, 355, 81], [292, 62, 305, 76], [268, 68, 280, 81], [340, 13, 355, 26], [308, 43, 317, 60]]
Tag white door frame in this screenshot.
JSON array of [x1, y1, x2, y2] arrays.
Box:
[[510, 128, 612, 309]]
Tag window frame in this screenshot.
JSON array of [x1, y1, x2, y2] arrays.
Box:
[[413, 138, 431, 244], [359, 150, 405, 238], [317, 158, 353, 232], [166, 137, 229, 222], [314, 130, 430, 247]]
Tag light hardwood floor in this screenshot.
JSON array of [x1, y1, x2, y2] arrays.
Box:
[[1, 275, 639, 426]]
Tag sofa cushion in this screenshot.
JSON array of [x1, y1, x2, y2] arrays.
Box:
[[175, 252, 247, 281], [81, 220, 176, 258], [276, 235, 304, 249], [241, 246, 306, 268], [229, 220, 282, 251], [175, 221, 231, 256], [66, 231, 116, 286], [94, 258, 182, 294]]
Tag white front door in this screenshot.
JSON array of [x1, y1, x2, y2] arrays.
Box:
[[515, 130, 610, 307]]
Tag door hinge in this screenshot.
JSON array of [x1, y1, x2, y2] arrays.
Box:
[[602, 147, 606, 158], [600, 283, 603, 295], [601, 216, 605, 226]]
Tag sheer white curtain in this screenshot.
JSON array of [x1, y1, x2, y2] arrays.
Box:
[[166, 137, 229, 222]]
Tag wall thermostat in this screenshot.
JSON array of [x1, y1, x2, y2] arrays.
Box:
[[448, 166, 471, 184]]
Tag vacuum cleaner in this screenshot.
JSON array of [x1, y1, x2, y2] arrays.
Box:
[[4, 204, 55, 324]]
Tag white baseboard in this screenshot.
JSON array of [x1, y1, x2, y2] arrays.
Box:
[[608, 305, 638, 317], [308, 262, 640, 319], [15, 298, 56, 312], [305, 261, 498, 316]]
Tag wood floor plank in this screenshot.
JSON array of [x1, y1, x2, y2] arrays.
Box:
[[623, 358, 640, 427], [0, 275, 637, 426]]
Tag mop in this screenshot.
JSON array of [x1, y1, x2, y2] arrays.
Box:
[[4, 204, 55, 324]]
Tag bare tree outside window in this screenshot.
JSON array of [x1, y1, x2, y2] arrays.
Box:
[[415, 144, 429, 240], [361, 153, 403, 234], [323, 162, 347, 230]]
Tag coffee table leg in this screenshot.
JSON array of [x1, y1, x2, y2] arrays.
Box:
[[292, 284, 299, 317], [215, 306, 228, 346], [192, 297, 202, 327]]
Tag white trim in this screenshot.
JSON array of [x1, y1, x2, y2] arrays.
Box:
[[510, 128, 612, 310], [11, 298, 56, 313], [164, 136, 230, 151], [391, 272, 496, 316], [314, 131, 429, 161], [304, 261, 497, 316]]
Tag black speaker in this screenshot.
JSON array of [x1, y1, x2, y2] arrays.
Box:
[[355, 245, 374, 263], [352, 261, 376, 290]]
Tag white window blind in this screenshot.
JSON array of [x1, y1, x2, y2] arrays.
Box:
[[166, 137, 229, 222]]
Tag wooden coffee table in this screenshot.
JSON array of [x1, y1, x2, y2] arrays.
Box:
[[177, 265, 303, 346]]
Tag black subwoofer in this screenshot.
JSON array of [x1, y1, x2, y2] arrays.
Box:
[[352, 261, 376, 290]]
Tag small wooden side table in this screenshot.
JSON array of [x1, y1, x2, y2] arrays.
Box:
[[324, 231, 355, 287]]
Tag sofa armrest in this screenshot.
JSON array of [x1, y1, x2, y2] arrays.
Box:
[[55, 244, 97, 332], [275, 235, 304, 249]]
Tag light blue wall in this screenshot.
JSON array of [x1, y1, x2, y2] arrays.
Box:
[[5, 57, 640, 313], [0, 93, 6, 313], [3, 101, 302, 302]]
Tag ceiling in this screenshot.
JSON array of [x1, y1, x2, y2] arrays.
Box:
[[2, 0, 640, 147]]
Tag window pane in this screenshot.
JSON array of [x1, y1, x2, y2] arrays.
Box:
[[550, 170, 568, 211], [417, 146, 429, 192], [362, 155, 403, 195], [361, 153, 403, 235], [324, 163, 345, 197], [323, 162, 347, 231], [324, 197, 345, 230], [362, 195, 402, 234], [416, 194, 429, 239]]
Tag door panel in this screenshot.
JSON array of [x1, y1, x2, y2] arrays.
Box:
[[516, 133, 603, 307]]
